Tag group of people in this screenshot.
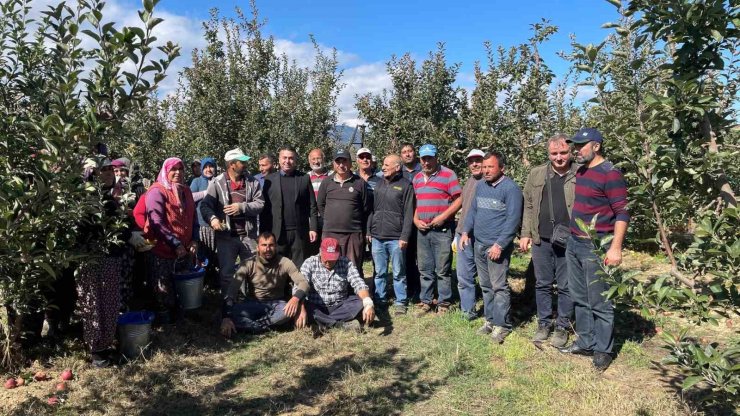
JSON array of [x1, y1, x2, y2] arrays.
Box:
[[43, 126, 629, 372]]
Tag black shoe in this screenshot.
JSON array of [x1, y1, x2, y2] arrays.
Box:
[[558, 344, 594, 356], [593, 352, 613, 371]]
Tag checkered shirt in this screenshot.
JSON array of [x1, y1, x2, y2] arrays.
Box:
[[300, 254, 368, 307]]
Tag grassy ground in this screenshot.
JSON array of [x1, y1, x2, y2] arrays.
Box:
[[0, 251, 733, 415]]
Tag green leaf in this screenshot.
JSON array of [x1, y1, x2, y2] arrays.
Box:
[[143, 0, 154, 13], [681, 375, 704, 390], [661, 178, 674, 190]]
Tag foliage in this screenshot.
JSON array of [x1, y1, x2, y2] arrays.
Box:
[[155, 1, 343, 171], [0, 0, 178, 369]]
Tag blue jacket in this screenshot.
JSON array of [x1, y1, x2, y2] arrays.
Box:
[[462, 176, 523, 248]]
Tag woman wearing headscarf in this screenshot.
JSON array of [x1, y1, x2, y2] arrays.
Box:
[[144, 158, 199, 324], [76, 156, 132, 367], [190, 157, 219, 286]]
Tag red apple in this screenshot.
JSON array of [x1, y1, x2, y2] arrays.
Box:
[[55, 382, 67, 392], [33, 371, 49, 381], [4, 378, 17, 389], [60, 369, 73, 381], [15, 377, 25, 386], [47, 396, 60, 405]]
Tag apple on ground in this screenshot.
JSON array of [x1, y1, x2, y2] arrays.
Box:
[[4, 378, 17, 389], [60, 369, 73, 381]]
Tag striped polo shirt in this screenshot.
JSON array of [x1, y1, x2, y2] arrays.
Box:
[[413, 166, 462, 223], [570, 161, 630, 237]]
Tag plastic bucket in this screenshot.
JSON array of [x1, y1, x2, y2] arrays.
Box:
[[174, 259, 207, 310], [118, 311, 154, 358]]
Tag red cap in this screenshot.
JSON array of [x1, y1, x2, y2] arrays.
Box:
[[320, 238, 341, 261]]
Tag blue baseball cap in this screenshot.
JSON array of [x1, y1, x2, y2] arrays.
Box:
[[568, 128, 604, 144], [419, 144, 438, 157]]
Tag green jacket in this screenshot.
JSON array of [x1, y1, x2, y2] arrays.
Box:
[[521, 162, 578, 245]]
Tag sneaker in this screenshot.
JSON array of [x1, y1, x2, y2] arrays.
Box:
[[477, 321, 494, 335], [436, 303, 450, 316], [462, 311, 478, 321], [593, 352, 613, 371], [533, 324, 552, 343], [414, 303, 433, 318], [550, 327, 569, 348], [337, 320, 362, 333], [490, 326, 512, 344], [393, 304, 408, 316]]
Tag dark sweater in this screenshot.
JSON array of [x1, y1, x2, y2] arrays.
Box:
[[368, 173, 415, 241], [317, 174, 371, 233], [280, 172, 299, 230]]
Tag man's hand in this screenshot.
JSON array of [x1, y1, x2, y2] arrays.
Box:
[[487, 244, 502, 261], [175, 245, 187, 258], [604, 246, 622, 267], [223, 203, 240, 216], [309, 231, 317, 243], [366, 235, 372, 244], [295, 305, 307, 329], [519, 237, 531, 253], [362, 306, 375, 324], [414, 218, 430, 231], [188, 241, 198, 257], [399, 240, 407, 250], [210, 218, 223, 230], [283, 296, 300, 318], [459, 233, 470, 251], [429, 215, 446, 228], [220, 317, 236, 337]]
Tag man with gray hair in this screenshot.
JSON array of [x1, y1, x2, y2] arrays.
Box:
[[520, 134, 577, 348], [367, 154, 415, 315]]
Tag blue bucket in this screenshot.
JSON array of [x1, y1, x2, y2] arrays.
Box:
[[173, 259, 208, 310], [118, 311, 155, 358]]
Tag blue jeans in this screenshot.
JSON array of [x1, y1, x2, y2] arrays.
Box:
[[532, 238, 573, 329], [566, 236, 614, 353], [231, 299, 289, 333], [455, 232, 477, 316], [372, 238, 407, 306], [475, 242, 513, 329], [216, 233, 256, 296], [417, 228, 453, 305]]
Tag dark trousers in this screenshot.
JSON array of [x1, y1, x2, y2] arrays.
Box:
[[322, 231, 365, 280], [232, 299, 290, 333], [532, 238, 573, 329], [417, 227, 453, 306], [566, 236, 614, 354], [405, 226, 421, 301], [306, 295, 363, 327], [278, 228, 309, 268]]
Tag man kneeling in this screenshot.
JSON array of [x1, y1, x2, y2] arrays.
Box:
[[221, 232, 309, 337], [297, 238, 375, 331]]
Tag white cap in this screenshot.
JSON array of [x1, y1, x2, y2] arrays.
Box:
[[224, 148, 251, 162], [357, 147, 372, 156], [466, 149, 485, 159]]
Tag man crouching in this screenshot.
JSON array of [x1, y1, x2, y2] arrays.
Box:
[[220, 232, 308, 337], [297, 238, 375, 331]]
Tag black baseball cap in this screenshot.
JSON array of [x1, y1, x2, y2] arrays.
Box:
[[333, 149, 351, 161], [568, 128, 604, 144]]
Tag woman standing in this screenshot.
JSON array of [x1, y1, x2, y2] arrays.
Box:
[[144, 158, 199, 324]]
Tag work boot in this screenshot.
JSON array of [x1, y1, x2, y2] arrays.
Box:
[[393, 304, 408, 316], [338, 320, 362, 333], [593, 352, 613, 372], [533, 323, 552, 343], [490, 326, 512, 344], [550, 327, 569, 348], [477, 321, 494, 335], [436, 303, 450, 316], [413, 303, 433, 318]]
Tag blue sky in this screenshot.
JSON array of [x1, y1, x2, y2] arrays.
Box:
[[104, 0, 622, 124]]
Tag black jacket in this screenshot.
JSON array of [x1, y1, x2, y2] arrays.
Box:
[[259, 170, 318, 242], [368, 173, 415, 241]]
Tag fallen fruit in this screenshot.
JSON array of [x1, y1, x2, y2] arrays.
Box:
[[655, 327, 663, 334], [34, 371, 49, 381], [4, 378, 17, 389], [15, 377, 25, 386], [60, 369, 73, 381], [47, 396, 60, 405], [55, 382, 67, 392]]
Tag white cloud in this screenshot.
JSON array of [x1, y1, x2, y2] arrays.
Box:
[[337, 62, 392, 126]]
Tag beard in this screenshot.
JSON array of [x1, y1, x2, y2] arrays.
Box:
[[310, 163, 323, 171]]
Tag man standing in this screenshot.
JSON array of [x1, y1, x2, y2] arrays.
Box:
[[356, 147, 381, 193], [520, 134, 577, 348], [308, 148, 329, 198], [460, 152, 522, 344], [317, 149, 372, 280], [399, 142, 422, 301], [253, 153, 276, 188], [201, 148, 264, 293], [455, 149, 485, 321], [260, 147, 318, 268], [412, 144, 462, 316], [559, 128, 629, 372], [220, 232, 309, 336], [298, 238, 376, 330], [368, 155, 415, 315]]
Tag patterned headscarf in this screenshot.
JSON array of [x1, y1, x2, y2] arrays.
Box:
[[156, 157, 184, 190]]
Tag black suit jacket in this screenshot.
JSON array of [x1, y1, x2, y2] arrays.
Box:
[[259, 170, 318, 242]]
